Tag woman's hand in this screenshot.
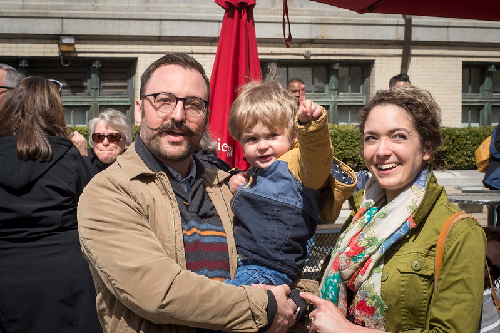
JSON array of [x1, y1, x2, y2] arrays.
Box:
[[228, 170, 248, 193], [300, 292, 377, 333], [68, 131, 88, 156], [297, 85, 322, 124]]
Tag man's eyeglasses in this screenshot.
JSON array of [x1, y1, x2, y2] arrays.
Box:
[[48, 79, 63, 92], [92, 133, 122, 144], [142, 92, 208, 118], [0, 86, 13, 94]]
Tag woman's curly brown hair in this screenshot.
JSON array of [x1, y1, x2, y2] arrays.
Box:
[[359, 86, 443, 158]]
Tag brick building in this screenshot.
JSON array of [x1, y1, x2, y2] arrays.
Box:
[[0, 0, 499, 127]]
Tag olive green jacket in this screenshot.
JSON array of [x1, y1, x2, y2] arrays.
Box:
[[348, 172, 486, 332]]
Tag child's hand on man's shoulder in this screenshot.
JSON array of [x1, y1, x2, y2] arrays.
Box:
[[228, 170, 249, 193]]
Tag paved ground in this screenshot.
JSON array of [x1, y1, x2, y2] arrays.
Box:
[[433, 169, 485, 190], [336, 170, 491, 226]]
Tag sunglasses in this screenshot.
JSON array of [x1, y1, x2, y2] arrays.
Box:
[[48, 79, 63, 92], [92, 133, 122, 144]]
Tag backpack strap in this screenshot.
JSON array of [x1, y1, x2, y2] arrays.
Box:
[[434, 212, 476, 293], [486, 261, 500, 317]]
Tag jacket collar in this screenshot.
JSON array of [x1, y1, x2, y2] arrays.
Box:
[[115, 134, 231, 187], [411, 171, 445, 227]]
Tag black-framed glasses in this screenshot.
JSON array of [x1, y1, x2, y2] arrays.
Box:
[[0, 86, 13, 93], [142, 92, 208, 118], [92, 133, 122, 144], [48, 79, 63, 92]]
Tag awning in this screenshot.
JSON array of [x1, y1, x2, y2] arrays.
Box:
[[309, 0, 500, 22]]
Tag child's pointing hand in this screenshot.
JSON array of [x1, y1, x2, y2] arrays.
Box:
[[297, 85, 322, 124]]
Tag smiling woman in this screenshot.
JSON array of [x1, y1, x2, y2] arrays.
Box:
[[87, 108, 134, 175], [362, 104, 431, 202], [302, 86, 487, 333]]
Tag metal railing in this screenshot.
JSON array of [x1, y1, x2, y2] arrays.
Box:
[[302, 224, 342, 280], [301, 224, 500, 290]]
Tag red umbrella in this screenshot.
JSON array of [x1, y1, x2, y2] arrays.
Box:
[[309, 0, 500, 22], [209, 0, 262, 170]]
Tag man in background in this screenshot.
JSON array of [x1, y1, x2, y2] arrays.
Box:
[[389, 73, 411, 88], [287, 78, 304, 105]]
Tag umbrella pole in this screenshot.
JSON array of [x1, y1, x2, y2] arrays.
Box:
[[400, 15, 412, 74]]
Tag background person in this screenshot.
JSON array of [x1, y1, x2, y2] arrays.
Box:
[[88, 108, 134, 174], [482, 117, 500, 222], [77, 52, 296, 333], [0, 76, 100, 332], [478, 227, 500, 333], [70, 108, 134, 175], [389, 73, 411, 88], [287, 77, 304, 106], [0, 63, 23, 107], [483, 117, 500, 191], [302, 87, 486, 332]]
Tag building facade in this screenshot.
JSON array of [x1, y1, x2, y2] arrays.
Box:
[[0, 0, 499, 127]]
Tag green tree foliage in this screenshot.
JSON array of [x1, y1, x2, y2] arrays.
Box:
[[329, 125, 365, 171], [435, 126, 493, 170]]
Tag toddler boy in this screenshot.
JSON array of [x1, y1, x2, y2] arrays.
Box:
[[226, 80, 355, 287]]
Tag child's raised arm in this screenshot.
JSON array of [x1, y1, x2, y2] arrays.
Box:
[[287, 84, 333, 190]]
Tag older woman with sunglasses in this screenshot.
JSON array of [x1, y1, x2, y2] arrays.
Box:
[[71, 108, 134, 175], [88, 109, 134, 173]]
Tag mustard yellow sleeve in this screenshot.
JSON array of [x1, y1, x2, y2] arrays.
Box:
[[283, 107, 334, 189]]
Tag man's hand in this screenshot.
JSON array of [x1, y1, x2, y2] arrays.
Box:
[[253, 284, 296, 333], [228, 170, 249, 193], [297, 85, 322, 124], [68, 131, 88, 156]]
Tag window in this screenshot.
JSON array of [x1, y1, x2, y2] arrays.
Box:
[[262, 61, 371, 125], [462, 63, 500, 127], [1, 57, 136, 126]]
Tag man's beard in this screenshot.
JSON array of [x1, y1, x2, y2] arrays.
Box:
[[140, 109, 203, 163]]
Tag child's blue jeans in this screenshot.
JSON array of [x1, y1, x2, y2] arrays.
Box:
[[225, 259, 293, 286]]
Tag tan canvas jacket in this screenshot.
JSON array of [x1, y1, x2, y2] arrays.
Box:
[[78, 144, 269, 333]]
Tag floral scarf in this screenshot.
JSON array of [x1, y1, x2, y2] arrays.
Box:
[[319, 168, 430, 330]]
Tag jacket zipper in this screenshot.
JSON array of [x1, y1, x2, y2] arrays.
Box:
[[159, 174, 178, 263]]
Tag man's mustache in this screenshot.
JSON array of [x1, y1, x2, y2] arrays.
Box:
[[143, 121, 197, 137]]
